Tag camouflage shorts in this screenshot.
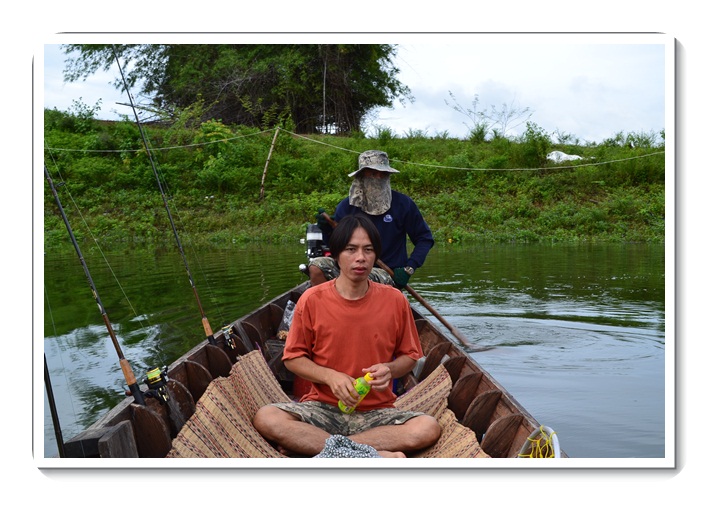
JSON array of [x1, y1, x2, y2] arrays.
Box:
[[270, 400, 424, 437], [308, 257, 395, 285]]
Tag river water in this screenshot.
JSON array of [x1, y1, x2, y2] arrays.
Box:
[[40, 242, 669, 461]]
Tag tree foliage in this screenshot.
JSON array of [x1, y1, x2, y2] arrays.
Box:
[[62, 43, 411, 134]]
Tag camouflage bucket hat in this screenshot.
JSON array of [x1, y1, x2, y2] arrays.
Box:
[[348, 150, 400, 177]]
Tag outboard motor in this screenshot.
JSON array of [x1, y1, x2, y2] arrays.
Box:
[[299, 223, 330, 275], [305, 223, 326, 259]]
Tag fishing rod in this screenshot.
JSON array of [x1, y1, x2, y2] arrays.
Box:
[[44, 165, 146, 406], [112, 46, 216, 345], [44, 353, 66, 457]]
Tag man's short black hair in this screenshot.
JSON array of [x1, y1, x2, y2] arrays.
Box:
[[328, 214, 382, 261]]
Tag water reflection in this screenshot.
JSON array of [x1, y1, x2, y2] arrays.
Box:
[[417, 245, 666, 458], [42, 242, 667, 459]]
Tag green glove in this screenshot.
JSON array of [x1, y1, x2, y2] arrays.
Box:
[[315, 208, 334, 229], [393, 267, 411, 287]]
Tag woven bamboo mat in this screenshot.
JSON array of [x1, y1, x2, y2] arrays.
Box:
[[167, 350, 488, 458]]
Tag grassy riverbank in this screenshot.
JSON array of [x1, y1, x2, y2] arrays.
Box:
[[43, 108, 666, 249]]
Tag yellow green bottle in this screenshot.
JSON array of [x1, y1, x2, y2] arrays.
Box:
[[338, 373, 373, 413]]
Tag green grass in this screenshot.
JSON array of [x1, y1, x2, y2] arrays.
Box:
[[43, 108, 666, 249]]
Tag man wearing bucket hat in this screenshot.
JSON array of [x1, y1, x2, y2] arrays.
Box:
[[308, 150, 434, 288]]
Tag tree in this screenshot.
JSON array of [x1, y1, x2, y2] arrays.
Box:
[[63, 44, 168, 101], [61, 44, 411, 134]]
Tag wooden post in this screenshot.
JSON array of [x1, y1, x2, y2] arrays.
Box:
[[260, 127, 280, 200]]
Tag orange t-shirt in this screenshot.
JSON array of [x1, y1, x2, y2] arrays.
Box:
[[283, 280, 423, 410]]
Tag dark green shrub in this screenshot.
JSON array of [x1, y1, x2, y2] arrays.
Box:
[[514, 122, 551, 168]]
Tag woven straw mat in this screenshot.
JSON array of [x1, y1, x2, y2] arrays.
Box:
[[166, 350, 488, 458]]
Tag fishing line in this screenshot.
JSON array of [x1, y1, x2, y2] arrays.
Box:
[[113, 45, 217, 344], [160, 192, 228, 328], [43, 151, 160, 455], [43, 144, 149, 332], [43, 282, 77, 457], [145, 150, 226, 327], [44, 165, 146, 406]]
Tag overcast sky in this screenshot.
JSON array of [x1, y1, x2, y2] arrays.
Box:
[[42, 33, 670, 145]]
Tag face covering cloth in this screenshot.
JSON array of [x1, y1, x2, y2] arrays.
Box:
[[348, 174, 392, 215]]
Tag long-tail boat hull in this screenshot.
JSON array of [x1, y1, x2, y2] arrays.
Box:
[[59, 281, 565, 460]]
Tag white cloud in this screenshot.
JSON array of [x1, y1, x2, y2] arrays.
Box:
[[371, 37, 668, 143]]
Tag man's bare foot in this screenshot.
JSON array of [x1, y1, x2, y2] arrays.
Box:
[[378, 450, 406, 458]]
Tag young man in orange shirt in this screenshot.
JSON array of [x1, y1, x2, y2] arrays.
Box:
[[253, 214, 440, 458]]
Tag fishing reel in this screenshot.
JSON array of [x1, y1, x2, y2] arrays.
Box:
[[144, 366, 170, 404], [220, 324, 238, 350]]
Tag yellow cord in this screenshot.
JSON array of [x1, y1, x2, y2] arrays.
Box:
[[518, 426, 557, 458]]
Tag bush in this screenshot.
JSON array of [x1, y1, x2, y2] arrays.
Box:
[[515, 122, 551, 168], [43, 109, 665, 248]]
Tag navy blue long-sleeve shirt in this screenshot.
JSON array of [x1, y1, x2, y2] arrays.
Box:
[[333, 191, 434, 270]]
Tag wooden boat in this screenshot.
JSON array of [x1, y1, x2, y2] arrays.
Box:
[[45, 66, 564, 460], [59, 280, 565, 459], [46, 156, 563, 459]]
